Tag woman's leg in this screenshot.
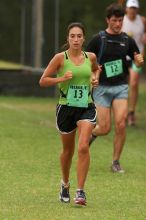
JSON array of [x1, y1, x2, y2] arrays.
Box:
[[77, 121, 94, 189], [60, 130, 76, 184], [59, 130, 76, 203]]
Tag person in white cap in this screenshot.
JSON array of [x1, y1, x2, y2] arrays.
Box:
[[122, 0, 146, 126]]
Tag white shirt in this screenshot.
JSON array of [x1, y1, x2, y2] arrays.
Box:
[[122, 14, 145, 53]]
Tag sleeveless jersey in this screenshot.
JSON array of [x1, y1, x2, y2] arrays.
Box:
[[57, 51, 93, 106], [122, 15, 145, 53]]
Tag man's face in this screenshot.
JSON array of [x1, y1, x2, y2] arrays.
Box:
[[106, 16, 124, 34], [126, 7, 138, 19]]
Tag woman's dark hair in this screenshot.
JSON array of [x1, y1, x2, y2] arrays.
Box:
[[106, 3, 125, 19], [62, 22, 85, 50], [66, 22, 85, 37]]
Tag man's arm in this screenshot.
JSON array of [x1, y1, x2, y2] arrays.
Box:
[[141, 16, 146, 45], [127, 36, 140, 60]]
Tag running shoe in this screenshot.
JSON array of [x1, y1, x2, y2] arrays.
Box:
[[111, 160, 125, 173], [127, 111, 136, 126], [59, 181, 70, 203], [74, 190, 86, 206], [89, 134, 97, 146]]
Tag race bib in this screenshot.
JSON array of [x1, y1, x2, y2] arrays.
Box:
[[104, 59, 123, 78], [67, 85, 89, 107]]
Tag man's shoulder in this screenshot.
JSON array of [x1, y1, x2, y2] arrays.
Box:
[[88, 32, 102, 45], [91, 32, 101, 39], [121, 31, 129, 38], [120, 31, 132, 40], [90, 30, 106, 38]]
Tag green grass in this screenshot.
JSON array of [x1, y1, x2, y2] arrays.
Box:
[[0, 85, 146, 220]]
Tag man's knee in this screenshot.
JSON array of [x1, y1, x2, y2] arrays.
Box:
[[115, 121, 126, 134], [98, 123, 111, 135], [130, 80, 138, 89]]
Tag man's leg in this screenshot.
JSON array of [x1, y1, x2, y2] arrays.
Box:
[[89, 105, 111, 145], [128, 68, 140, 126], [112, 98, 128, 172]]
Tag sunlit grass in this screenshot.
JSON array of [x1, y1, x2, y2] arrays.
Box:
[[0, 60, 22, 69]]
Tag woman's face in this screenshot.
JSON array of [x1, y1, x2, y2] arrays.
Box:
[[67, 27, 85, 50]]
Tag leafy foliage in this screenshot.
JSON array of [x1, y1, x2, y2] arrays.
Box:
[[0, 0, 145, 66]]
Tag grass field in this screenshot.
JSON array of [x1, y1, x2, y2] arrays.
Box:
[[0, 84, 146, 220]]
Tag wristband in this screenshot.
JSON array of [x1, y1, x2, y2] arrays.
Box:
[[132, 62, 142, 73]]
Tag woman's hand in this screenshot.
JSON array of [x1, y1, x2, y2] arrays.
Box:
[[62, 71, 73, 82]]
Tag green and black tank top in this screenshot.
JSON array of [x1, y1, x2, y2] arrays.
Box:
[[57, 51, 93, 107]]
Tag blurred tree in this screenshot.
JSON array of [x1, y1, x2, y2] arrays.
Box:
[[0, 0, 31, 64], [0, 0, 20, 62], [0, 0, 145, 67], [31, 0, 43, 67]]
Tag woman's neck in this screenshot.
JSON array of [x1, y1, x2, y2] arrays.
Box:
[[67, 49, 85, 65], [67, 48, 82, 57]]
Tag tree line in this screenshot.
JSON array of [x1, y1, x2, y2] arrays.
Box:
[[0, 0, 145, 67]]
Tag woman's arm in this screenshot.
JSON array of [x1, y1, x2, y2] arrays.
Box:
[[39, 53, 72, 87]]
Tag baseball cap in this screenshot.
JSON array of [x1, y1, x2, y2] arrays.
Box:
[[126, 0, 139, 8]]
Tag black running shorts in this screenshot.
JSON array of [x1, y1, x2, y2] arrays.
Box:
[[56, 103, 96, 133]]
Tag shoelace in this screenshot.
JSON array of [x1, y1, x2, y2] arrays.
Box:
[[77, 190, 86, 199], [62, 185, 70, 197], [115, 164, 121, 170]]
